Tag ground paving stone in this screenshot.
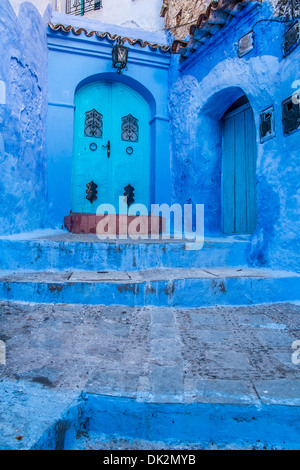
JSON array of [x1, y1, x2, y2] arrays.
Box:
[[0, 301, 299, 404]]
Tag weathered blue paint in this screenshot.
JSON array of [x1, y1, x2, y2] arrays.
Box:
[[0, 378, 77, 451], [33, 393, 300, 450], [0, 234, 251, 271], [168, 1, 300, 271], [72, 81, 150, 213], [3, 383, 300, 450], [0, 0, 49, 235], [0, 271, 299, 307]]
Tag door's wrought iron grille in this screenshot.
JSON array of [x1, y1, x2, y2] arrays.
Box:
[[84, 109, 103, 138], [86, 180, 98, 204], [121, 114, 139, 142], [124, 184, 135, 206], [66, 0, 102, 16]]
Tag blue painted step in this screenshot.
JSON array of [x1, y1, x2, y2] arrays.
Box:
[[0, 231, 251, 271], [0, 268, 299, 307], [34, 393, 300, 450]]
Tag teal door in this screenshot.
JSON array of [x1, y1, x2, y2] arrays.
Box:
[[72, 82, 150, 214], [222, 102, 257, 234]]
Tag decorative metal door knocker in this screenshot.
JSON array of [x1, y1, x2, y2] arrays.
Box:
[[89, 142, 97, 151], [126, 146, 133, 155]]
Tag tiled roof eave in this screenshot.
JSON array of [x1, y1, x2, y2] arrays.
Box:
[[48, 23, 171, 53], [171, 0, 262, 56]]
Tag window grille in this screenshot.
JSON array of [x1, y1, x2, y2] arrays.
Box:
[[121, 114, 139, 142], [66, 0, 102, 16], [84, 109, 103, 138]]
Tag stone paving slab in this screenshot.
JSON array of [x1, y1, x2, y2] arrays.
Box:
[[254, 380, 300, 406], [193, 379, 259, 405], [0, 272, 71, 282], [70, 271, 131, 282], [0, 301, 299, 406], [0, 267, 298, 284]]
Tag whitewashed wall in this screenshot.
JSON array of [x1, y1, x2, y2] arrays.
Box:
[[9, 0, 164, 32], [9, 0, 53, 16], [57, 0, 164, 32]]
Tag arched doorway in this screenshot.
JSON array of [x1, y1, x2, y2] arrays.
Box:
[[71, 81, 151, 214], [222, 96, 257, 234]]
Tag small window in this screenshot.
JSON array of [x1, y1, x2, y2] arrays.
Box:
[[282, 95, 300, 135], [283, 21, 300, 57], [66, 0, 102, 16], [260, 106, 275, 143]]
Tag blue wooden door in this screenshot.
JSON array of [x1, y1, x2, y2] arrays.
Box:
[[72, 82, 150, 214], [222, 103, 257, 234]]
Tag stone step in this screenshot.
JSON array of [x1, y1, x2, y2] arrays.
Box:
[[0, 268, 299, 307], [0, 230, 251, 271]]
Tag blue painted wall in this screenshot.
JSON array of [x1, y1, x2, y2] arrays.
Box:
[[0, 1, 49, 235], [168, 1, 300, 271], [0, 1, 299, 276], [47, 12, 171, 227]]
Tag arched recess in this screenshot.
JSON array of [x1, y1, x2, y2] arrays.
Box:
[[193, 86, 256, 234], [71, 78, 153, 215], [222, 95, 257, 234]]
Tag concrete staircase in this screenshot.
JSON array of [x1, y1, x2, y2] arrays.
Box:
[[1, 231, 300, 449]]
